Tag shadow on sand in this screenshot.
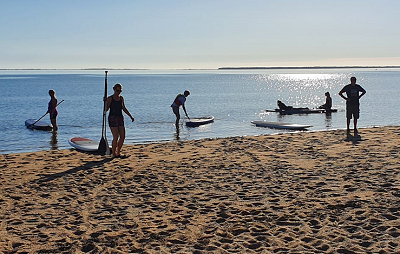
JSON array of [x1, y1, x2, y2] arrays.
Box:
[[345, 133, 362, 145], [35, 156, 114, 183]]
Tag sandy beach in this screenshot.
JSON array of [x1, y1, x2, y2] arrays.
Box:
[[1, 126, 400, 253]]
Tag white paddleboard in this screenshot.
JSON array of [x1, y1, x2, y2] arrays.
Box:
[[69, 137, 99, 152], [25, 119, 53, 131], [252, 121, 311, 130], [186, 116, 215, 127]]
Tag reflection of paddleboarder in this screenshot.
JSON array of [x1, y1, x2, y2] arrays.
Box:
[[47, 90, 58, 131], [171, 90, 190, 127], [105, 83, 135, 158]]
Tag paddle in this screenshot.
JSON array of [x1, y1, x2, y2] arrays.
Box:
[[28, 99, 65, 128], [98, 71, 111, 155]]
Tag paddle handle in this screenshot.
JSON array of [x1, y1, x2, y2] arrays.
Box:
[[102, 71, 108, 137], [98, 71, 111, 155]]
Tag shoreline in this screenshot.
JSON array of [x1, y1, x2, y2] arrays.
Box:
[[0, 126, 382, 156], [1, 126, 400, 253]]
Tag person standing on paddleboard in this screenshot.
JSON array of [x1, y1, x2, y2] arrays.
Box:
[[48, 90, 58, 131], [171, 90, 190, 128], [105, 83, 135, 158]]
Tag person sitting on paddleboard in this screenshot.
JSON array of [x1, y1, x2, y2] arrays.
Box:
[[48, 89, 58, 131], [277, 100, 292, 110], [277, 100, 309, 111], [319, 92, 332, 110], [171, 90, 190, 128], [106, 83, 135, 158]]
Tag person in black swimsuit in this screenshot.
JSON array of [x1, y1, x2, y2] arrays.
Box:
[[47, 90, 58, 131], [106, 83, 135, 158]]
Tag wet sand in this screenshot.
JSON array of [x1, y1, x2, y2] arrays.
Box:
[[1, 126, 400, 253]]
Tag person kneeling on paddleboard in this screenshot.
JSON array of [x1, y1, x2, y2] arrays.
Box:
[[171, 90, 190, 128], [106, 83, 135, 158]]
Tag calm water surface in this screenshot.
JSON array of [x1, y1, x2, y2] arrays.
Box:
[[1, 69, 399, 154]]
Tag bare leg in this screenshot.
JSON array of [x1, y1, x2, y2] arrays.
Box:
[[110, 126, 120, 157], [51, 117, 58, 131], [173, 107, 180, 128], [354, 119, 358, 135], [116, 126, 126, 156]]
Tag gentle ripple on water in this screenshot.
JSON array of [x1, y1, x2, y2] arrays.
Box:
[[1, 69, 400, 154]]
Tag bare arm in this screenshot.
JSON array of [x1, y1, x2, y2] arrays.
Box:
[[182, 104, 189, 119], [121, 97, 135, 122], [105, 97, 112, 112], [338, 91, 348, 101]]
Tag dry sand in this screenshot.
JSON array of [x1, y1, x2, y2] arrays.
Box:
[[1, 126, 400, 253]]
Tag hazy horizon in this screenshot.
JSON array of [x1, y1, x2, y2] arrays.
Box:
[[2, 65, 400, 71], [1, 0, 400, 69]]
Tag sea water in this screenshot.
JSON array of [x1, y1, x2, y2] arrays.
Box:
[[1, 68, 400, 154]]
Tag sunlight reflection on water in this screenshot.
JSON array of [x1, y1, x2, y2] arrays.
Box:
[[253, 73, 347, 107]]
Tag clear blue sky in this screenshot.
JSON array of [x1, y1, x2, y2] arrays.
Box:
[[1, 0, 399, 69]]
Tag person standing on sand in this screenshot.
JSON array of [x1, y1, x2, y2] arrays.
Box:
[[47, 90, 58, 131], [171, 90, 190, 127], [339, 77, 366, 136], [106, 83, 135, 158]]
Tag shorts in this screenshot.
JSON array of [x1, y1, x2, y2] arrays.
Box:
[[172, 106, 180, 116], [108, 115, 124, 127], [50, 111, 58, 119], [346, 104, 360, 119]]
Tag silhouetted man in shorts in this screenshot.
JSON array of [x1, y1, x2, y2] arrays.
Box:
[[339, 77, 366, 136]]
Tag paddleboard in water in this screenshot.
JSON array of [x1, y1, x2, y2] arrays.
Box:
[[251, 121, 311, 130], [266, 108, 338, 115], [186, 116, 215, 127], [25, 119, 53, 131], [69, 137, 99, 152]]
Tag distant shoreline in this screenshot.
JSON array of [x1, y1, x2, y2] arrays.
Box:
[[1, 66, 400, 71], [218, 66, 400, 70]]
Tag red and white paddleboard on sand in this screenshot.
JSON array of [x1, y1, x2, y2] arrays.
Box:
[[68, 137, 99, 152]]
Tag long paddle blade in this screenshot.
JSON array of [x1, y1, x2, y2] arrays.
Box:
[[98, 137, 110, 155]]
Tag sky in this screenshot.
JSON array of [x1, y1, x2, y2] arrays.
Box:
[[1, 0, 400, 69]]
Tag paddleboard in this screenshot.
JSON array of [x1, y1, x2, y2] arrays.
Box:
[[186, 116, 215, 127], [69, 137, 99, 152], [25, 119, 53, 131], [266, 108, 338, 115], [251, 121, 312, 130]]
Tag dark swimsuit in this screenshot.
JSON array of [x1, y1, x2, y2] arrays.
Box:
[[108, 96, 124, 127], [48, 100, 58, 119]]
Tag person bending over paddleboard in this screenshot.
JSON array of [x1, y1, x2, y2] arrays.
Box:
[[171, 90, 190, 128], [106, 83, 135, 158], [48, 90, 58, 131]]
